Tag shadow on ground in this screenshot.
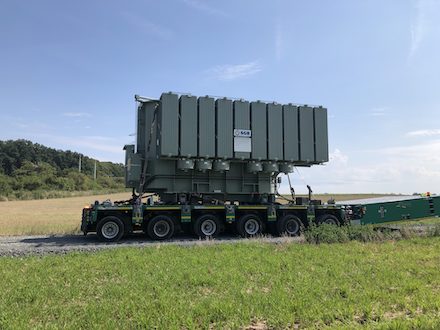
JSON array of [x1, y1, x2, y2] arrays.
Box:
[[19, 233, 243, 247]]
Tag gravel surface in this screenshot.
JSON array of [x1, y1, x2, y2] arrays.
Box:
[[1, 224, 434, 258], [0, 234, 304, 257]]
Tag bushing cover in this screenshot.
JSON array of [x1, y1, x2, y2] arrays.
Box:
[[177, 158, 195, 171], [247, 161, 263, 173], [278, 162, 294, 174], [196, 159, 212, 171], [263, 161, 279, 173], [213, 160, 230, 171]]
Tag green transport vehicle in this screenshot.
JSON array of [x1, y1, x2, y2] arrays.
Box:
[[81, 92, 348, 242]]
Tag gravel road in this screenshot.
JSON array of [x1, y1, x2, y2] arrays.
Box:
[[1, 224, 434, 257], [0, 234, 304, 257]]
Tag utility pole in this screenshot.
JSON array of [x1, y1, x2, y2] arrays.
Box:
[[93, 160, 97, 180], [79, 155, 82, 173]]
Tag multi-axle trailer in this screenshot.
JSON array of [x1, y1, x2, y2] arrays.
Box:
[[82, 199, 346, 242], [80, 92, 346, 241]]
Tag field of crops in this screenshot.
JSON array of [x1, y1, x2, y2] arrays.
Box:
[[0, 192, 131, 236], [1, 237, 440, 329]]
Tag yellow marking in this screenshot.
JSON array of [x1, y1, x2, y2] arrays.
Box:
[[238, 206, 268, 210], [280, 207, 307, 210], [194, 206, 225, 210]]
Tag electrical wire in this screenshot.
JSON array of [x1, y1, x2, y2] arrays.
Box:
[[293, 166, 313, 200], [275, 174, 295, 204]]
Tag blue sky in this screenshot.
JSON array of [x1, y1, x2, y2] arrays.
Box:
[[1, 0, 440, 194]]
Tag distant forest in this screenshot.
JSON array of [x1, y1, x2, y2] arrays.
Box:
[[0, 140, 126, 200]]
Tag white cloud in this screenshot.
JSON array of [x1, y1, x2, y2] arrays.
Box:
[[329, 148, 348, 163], [207, 60, 262, 81], [278, 141, 440, 194], [50, 135, 126, 155], [407, 129, 440, 137], [368, 107, 388, 117], [38, 133, 125, 154], [182, 0, 229, 17], [63, 112, 91, 118], [371, 139, 440, 162], [409, 0, 439, 60]]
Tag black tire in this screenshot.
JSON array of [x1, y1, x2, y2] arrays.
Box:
[[193, 214, 221, 239], [237, 214, 263, 237], [276, 214, 302, 236], [317, 214, 340, 225], [147, 215, 175, 240], [96, 216, 124, 242]]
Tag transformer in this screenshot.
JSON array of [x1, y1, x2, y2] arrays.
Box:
[[124, 92, 329, 203]]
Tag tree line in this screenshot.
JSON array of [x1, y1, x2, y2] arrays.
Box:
[[0, 140, 126, 200]]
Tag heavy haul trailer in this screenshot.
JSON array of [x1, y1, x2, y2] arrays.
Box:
[[341, 195, 440, 225], [82, 92, 346, 242]]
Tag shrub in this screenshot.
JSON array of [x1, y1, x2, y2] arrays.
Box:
[[304, 224, 396, 244], [428, 224, 440, 237], [399, 226, 417, 239], [304, 224, 349, 244]]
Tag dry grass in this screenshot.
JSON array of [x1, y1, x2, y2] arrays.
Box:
[[0, 192, 132, 236]]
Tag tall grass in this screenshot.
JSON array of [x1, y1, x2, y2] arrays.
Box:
[[304, 222, 440, 245], [304, 224, 392, 244]]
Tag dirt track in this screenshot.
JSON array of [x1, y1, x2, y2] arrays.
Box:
[[0, 234, 303, 257]]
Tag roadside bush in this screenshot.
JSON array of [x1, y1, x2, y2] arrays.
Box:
[[304, 224, 395, 244], [428, 223, 440, 237], [304, 224, 349, 244], [399, 226, 417, 239]]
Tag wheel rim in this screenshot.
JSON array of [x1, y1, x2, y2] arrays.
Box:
[[244, 218, 260, 235], [285, 219, 300, 235], [201, 219, 217, 236], [324, 218, 338, 225], [102, 221, 119, 240], [153, 220, 171, 238]]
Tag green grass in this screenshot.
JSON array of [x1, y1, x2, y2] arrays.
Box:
[[1, 238, 440, 329]]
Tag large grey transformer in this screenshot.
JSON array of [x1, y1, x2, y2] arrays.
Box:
[[125, 92, 329, 203]]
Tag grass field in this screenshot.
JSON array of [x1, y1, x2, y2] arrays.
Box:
[[0, 193, 387, 236], [1, 237, 440, 329], [0, 192, 132, 236]]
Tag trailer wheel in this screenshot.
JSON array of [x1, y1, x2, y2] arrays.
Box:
[[277, 214, 301, 236], [96, 216, 124, 242], [193, 214, 221, 238], [237, 214, 263, 237], [147, 215, 175, 240], [318, 214, 340, 225]]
